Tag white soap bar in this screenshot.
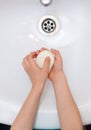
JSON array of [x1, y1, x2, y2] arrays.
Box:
[[36, 50, 55, 72]]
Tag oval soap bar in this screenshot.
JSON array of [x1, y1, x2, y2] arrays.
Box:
[[36, 50, 55, 72]]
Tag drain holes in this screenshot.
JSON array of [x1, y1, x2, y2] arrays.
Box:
[[39, 15, 60, 35], [42, 18, 56, 33]]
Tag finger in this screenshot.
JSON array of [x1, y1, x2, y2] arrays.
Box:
[[30, 50, 41, 58], [40, 48, 49, 52], [51, 49, 60, 55], [51, 49, 61, 60], [25, 52, 37, 67], [22, 61, 27, 70], [29, 51, 37, 58], [22, 52, 39, 72], [22, 56, 29, 66], [35, 50, 41, 56], [43, 57, 50, 73], [22, 58, 30, 72]]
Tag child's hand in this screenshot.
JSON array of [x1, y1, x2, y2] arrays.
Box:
[[39, 48, 64, 82], [48, 49, 64, 82], [22, 50, 50, 89]]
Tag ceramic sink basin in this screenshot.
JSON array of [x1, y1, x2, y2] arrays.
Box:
[[0, 0, 91, 129]]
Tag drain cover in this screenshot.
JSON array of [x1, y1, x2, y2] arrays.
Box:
[[42, 18, 56, 33], [39, 15, 59, 35]]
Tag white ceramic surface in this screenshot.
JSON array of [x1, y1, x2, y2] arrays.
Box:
[[0, 0, 91, 129]]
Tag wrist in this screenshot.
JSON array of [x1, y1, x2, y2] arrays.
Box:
[[31, 83, 44, 94], [28, 85, 43, 102], [52, 71, 66, 85]]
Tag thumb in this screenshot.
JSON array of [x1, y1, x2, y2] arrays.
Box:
[[43, 57, 50, 73]]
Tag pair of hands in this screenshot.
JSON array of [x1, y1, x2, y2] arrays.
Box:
[[22, 48, 63, 89]]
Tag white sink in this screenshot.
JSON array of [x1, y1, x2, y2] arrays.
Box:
[[0, 0, 91, 129]]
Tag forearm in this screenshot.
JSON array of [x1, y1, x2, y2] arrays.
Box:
[[10, 85, 43, 130], [53, 72, 83, 130]]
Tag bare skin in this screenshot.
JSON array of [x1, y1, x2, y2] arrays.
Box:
[[49, 49, 83, 130], [10, 48, 83, 130]]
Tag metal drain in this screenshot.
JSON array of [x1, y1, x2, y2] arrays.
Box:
[[39, 15, 59, 35], [42, 18, 56, 33]]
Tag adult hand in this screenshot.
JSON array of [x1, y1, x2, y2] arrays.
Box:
[[22, 50, 50, 89]]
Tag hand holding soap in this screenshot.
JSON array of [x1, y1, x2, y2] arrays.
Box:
[[36, 50, 55, 72]]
